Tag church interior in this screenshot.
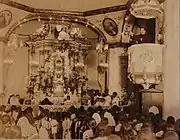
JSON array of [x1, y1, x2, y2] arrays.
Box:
[[0, 0, 180, 139]]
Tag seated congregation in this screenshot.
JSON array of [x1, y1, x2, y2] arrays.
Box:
[[0, 89, 179, 140]]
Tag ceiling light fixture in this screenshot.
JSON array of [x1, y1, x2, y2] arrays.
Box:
[[19, 22, 22, 27], [38, 16, 41, 22]]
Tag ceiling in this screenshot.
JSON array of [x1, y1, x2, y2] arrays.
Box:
[[11, 0, 128, 12]]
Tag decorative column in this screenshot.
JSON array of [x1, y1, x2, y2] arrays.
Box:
[[108, 48, 125, 96], [0, 41, 5, 105], [163, 0, 180, 119]]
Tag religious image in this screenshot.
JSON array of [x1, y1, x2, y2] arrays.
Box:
[[0, 10, 12, 28], [0, 0, 179, 140], [102, 18, 118, 36]]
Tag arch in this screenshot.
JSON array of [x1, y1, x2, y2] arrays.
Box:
[[4, 14, 107, 43]]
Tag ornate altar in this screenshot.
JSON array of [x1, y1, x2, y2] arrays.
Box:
[[25, 23, 91, 98]]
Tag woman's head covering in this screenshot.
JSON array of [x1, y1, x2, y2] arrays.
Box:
[[92, 113, 101, 126], [104, 112, 116, 126]]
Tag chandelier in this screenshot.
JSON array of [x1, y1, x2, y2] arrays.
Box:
[[130, 0, 163, 19]]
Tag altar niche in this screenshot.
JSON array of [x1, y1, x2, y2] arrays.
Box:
[[25, 23, 91, 98]]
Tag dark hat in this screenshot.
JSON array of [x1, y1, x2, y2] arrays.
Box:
[[139, 24, 148, 32]]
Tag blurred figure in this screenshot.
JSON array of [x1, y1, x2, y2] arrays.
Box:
[[64, 96, 73, 111], [9, 94, 20, 105], [136, 127, 156, 140], [119, 121, 136, 140], [3, 124, 21, 139], [163, 131, 179, 140], [83, 119, 96, 140], [130, 26, 154, 44], [111, 92, 120, 106], [103, 92, 111, 107], [39, 109, 50, 139], [108, 134, 121, 140], [17, 109, 38, 139], [0, 117, 5, 138], [175, 119, 180, 138]]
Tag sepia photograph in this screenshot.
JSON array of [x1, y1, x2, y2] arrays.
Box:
[[0, 0, 179, 139]]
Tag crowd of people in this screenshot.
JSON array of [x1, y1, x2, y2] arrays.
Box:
[[0, 90, 179, 139]]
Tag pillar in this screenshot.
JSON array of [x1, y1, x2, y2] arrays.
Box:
[[0, 41, 4, 105], [108, 48, 125, 96], [163, 0, 180, 119]]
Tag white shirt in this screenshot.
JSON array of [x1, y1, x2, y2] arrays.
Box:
[[104, 96, 111, 106], [115, 124, 122, 132], [50, 119, 58, 134], [17, 117, 38, 138], [83, 129, 94, 140], [112, 96, 120, 106]]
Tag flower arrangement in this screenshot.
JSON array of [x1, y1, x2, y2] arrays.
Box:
[[29, 24, 50, 41]]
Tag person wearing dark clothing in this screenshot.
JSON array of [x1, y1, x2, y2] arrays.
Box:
[[130, 27, 154, 44]]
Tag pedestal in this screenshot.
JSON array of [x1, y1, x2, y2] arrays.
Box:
[[142, 91, 163, 116]]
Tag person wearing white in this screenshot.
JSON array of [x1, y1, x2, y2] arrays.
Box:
[[50, 118, 58, 139], [62, 117, 72, 139], [92, 113, 101, 126], [17, 116, 38, 139], [104, 95, 111, 107], [39, 116, 50, 139], [149, 106, 159, 115], [9, 95, 20, 105], [112, 92, 120, 106], [64, 96, 73, 111], [104, 111, 116, 127], [71, 90, 78, 107], [83, 129, 94, 140]]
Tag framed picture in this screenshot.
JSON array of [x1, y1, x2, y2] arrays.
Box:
[[102, 18, 118, 36], [0, 10, 12, 28]]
